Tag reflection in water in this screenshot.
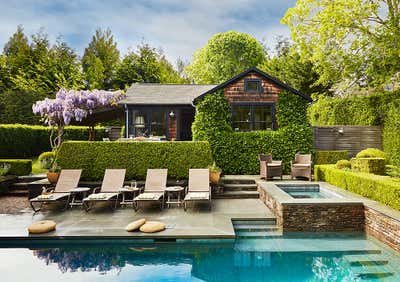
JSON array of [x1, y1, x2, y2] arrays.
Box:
[[29, 241, 375, 282]]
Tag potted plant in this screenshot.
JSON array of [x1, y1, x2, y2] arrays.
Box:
[[209, 162, 222, 184], [47, 157, 61, 184]]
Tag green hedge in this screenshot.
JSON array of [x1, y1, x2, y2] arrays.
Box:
[[0, 124, 107, 158], [314, 164, 400, 211], [56, 141, 213, 180], [0, 159, 32, 175], [351, 157, 386, 175], [314, 150, 348, 165]]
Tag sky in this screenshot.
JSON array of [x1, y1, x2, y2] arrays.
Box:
[[0, 0, 297, 65]]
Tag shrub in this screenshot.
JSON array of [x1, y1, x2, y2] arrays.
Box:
[[356, 148, 386, 160], [38, 151, 56, 169], [314, 164, 400, 211], [56, 141, 213, 180], [351, 157, 386, 175], [0, 159, 32, 175], [386, 165, 400, 178], [336, 159, 351, 169], [314, 150, 348, 165], [276, 90, 310, 127], [0, 124, 107, 158]]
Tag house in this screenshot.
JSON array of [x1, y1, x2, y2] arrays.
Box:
[[118, 67, 312, 140]]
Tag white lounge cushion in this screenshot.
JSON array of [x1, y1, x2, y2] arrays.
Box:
[[186, 192, 209, 200]]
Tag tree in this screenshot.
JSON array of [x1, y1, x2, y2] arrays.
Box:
[[186, 31, 267, 84], [282, 0, 400, 95], [259, 37, 332, 96], [82, 28, 120, 89]]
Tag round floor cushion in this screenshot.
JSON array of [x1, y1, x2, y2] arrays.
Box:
[[139, 221, 166, 233], [126, 218, 146, 232], [28, 220, 56, 234]]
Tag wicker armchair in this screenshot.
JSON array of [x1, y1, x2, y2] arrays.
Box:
[[258, 154, 283, 180], [291, 154, 312, 181]]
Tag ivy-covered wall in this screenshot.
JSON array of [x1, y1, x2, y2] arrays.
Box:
[[192, 90, 313, 174]]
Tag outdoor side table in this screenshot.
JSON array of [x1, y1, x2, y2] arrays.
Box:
[[165, 186, 185, 208], [119, 187, 141, 207], [69, 187, 91, 207]]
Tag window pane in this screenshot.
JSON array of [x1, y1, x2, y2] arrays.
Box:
[[245, 80, 260, 93], [150, 111, 166, 137], [233, 122, 251, 132], [132, 111, 148, 137], [254, 106, 272, 129], [232, 105, 251, 132]]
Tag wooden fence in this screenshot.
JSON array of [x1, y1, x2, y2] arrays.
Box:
[[313, 126, 382, 157]]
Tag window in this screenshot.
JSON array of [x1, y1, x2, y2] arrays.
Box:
[[232, 104, 274, 132], [244, 79, 262, 93], [131, 109, 167, 138]]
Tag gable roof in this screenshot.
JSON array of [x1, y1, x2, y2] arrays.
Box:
[[119, 83, 217, 105], [194, 67, 313, 102]]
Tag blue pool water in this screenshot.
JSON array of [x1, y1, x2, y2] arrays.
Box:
[[276, 184, 341, 199], [1, 234, 400, 281]]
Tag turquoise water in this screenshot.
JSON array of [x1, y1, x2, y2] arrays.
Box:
[[0, 234, 399, 281]]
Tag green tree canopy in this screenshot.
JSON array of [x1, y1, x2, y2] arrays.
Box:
[[282, 0, 400, 95], [82, 28, 120, 89], [186, 31, 267, 83]]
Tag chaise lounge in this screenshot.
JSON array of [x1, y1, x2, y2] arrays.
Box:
[[30, 169, 82, 212], [82, 169, 126, 211], [183, 169, 211, 211], [133, 169, 168, 211]]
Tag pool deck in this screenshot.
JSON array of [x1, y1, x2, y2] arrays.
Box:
[[0, 198, 273, 240]]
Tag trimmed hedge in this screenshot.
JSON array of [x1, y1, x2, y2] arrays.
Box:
[[314, 150, 348, 165], [0, 124, 107, 158], [314, 164, 400, 211], [351, 157, 386, 175], [0, 159, 32, 175], [336, 159, 351, 169], [356, 148, 386, 160], [56, 141, 213, 180]]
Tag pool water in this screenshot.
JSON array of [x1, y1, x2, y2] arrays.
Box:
[[276, 184, 341, 199], [1, 234, 400, 282]]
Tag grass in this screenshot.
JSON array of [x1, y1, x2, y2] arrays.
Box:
[[32, 158, 47, 174]]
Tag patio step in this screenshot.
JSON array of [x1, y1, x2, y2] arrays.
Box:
[[233, 225, 279, 232], [221, 177, 257, 185], [235, 230, 283, 238], [232, 219, 281, 239], [213, 191, 259, 199], [223, 183, 258, 191], [344, 254, 389, 266], [233, 219, 276, 225]]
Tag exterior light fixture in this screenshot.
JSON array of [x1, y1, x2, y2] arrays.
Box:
[[169, 110, 176, 118]]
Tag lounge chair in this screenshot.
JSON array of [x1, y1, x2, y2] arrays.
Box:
[[82, 169, 126, 211], [291, 154, 312, 181], [30, 169, 82, 212], [133, 169, 168, 211], [258, 154, 283, 180], [183, 169, 211, 211]]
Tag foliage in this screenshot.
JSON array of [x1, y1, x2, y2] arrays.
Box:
[[282, 0, 400, 94], [0, 124, 107, 158], [351, 158, 386, 175], [186, 31, 266, 84], [0, 163, 11, 176], [82, 28, 120, 90], [356, 148, 386, 160], [386, 165, 400, 178], [383, 103, 400, 166], [0, 159, 32, 175], [56, 141, 213, 180], [276, 90, 310, 127], [0, 90, 42, 124], [336, 160, 351, 170], [38, 151, 56, 169], [32, 88, 124, 150], [314, 165, 400, 211], [314, 150, 348, 165], [209, 162, 221, 173]]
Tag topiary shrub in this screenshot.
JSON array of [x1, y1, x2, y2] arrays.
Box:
[[386, 165, 400, 178], [314, 150, 348, 165], [356, 148, 386, 160], [351, 157, 386, 175], [38, 151, 56, 169], [336, 159, 351, 170], [0, 159, 32, 175]]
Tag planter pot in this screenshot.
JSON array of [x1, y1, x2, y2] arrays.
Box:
[[47, 172, 60, 184], [209, 171, 221, 184]]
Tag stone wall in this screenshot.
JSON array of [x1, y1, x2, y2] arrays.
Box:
[[365, 207, 400, 252], [258, 187, 283, 227]]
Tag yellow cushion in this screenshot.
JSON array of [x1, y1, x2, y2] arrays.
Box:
[[37, 194, 54, 200], [126, 218, 146, 232], [139, 221, 166, 233], [28, 220, 56, 234]]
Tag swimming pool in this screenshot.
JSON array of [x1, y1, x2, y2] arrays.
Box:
[[276, 184, 342, 199], [1, 233, 400, 281]]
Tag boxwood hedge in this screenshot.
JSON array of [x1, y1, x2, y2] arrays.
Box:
[[314, 164, 400, 211], [56, 141, 213, 180], [314, 150, 348, 165], [0, 159, 32, 175]]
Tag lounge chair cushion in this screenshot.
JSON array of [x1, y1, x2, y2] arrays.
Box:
[[135, 192, 163, 200], [31, 192, 70, 202], [126, 218, 146, 232], [292, 164, 311, 168], [28, 220, 56, 234], [87, 193, 109, 200], [185, 192, 209, 200], [140, 221, 166, 233]]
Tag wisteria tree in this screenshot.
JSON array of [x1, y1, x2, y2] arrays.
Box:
[[32, 88, 124, 150]]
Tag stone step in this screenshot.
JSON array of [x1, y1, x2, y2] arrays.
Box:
[[233, 219, 276, 225], [353, 267, 394, 279], [344, 254, 389, 266], [233, 225, 279, 232], [223, 183, 258, 191], [235, 230, 283, 238], [221, 178, 256, 185], [213, 191, 259, 199]]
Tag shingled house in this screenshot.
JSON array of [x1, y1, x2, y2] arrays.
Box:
[[118, 67, 312, 140]]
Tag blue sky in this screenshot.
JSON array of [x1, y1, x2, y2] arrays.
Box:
[[0, 0, 296, 64]]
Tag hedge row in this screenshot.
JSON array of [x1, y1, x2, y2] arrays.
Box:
[[56, 141, 213, 180], [313, 150, 348, 165], [0, 124, 107, 158], [308, 91, 400, 166], [314, 165, 400, 211], [0, 159, 32, 175]]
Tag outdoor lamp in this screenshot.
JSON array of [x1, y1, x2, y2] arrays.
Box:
[[169, 110, 175, 118]]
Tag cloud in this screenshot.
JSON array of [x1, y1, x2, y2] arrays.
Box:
[[0, 0, 296, 64]]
